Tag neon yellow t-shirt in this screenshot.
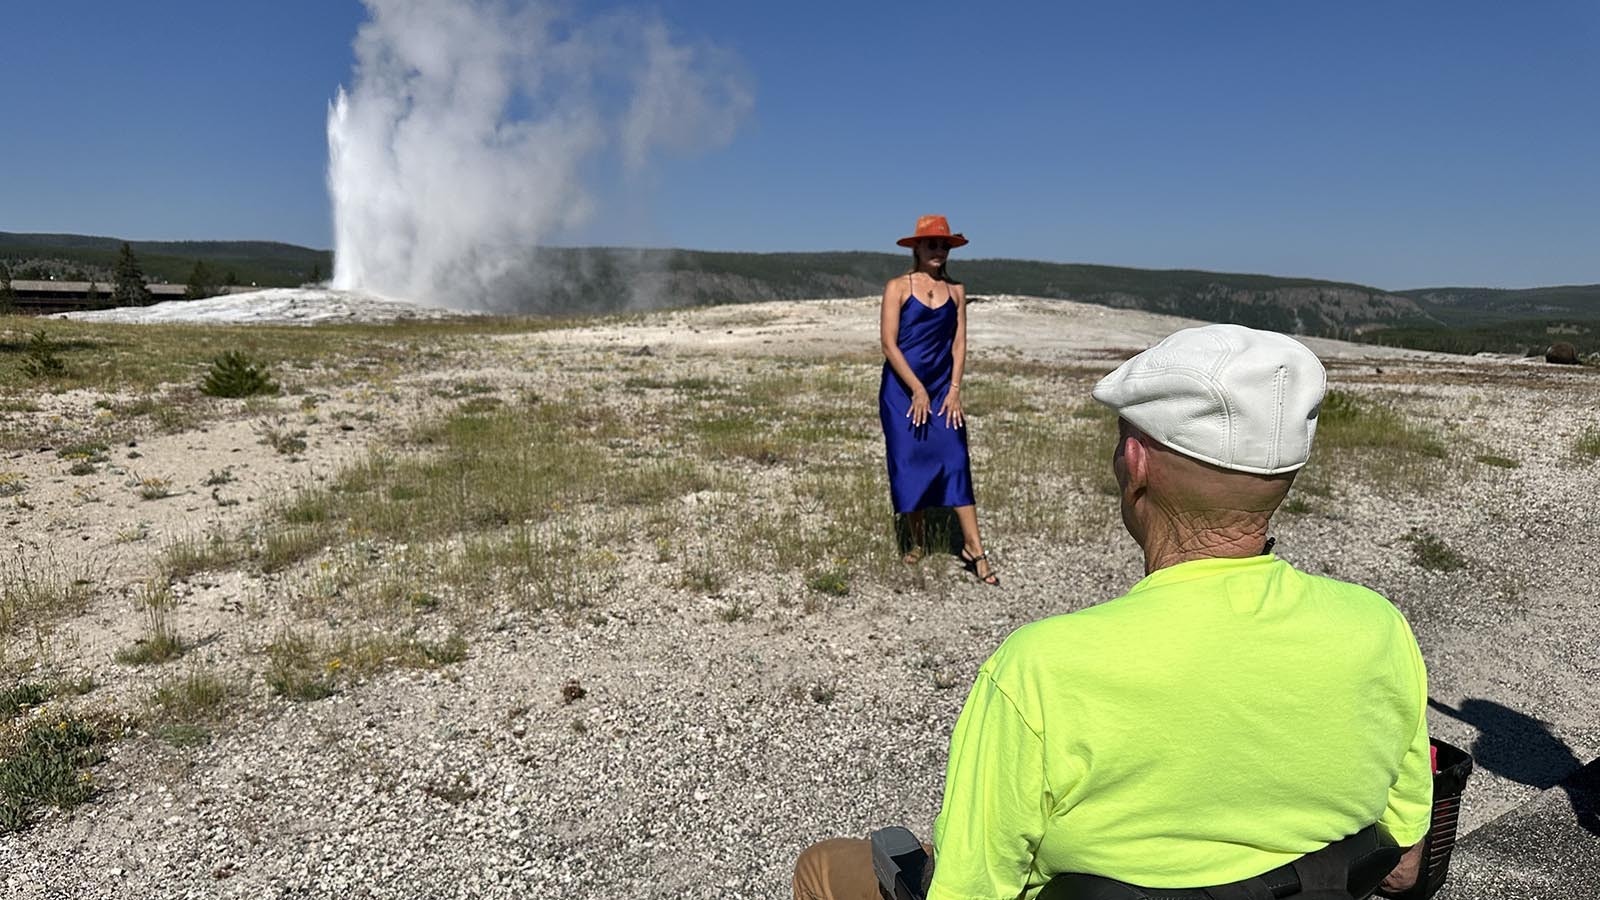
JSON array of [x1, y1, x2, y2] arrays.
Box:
[[929, 555, 1432, 900]]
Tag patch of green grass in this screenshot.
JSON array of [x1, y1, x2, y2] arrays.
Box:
[[0, 556, 96, 643], [1474, 454, 1520, 469], [0, 683, 48, 718], [962, 376, 1040, 416], [1317, 390, 1446, 457], [1576, 426, 1600, 460], [266, 400, 712, 557], [0, 715, 106, 834], [149, 669, 235, 721], [258, 526, 330, 574], [980, 399, 1121, 541], [1404, 529, 1468, 572], [265, 628, 468, 702], [1312, 390, 1450, 491], [159, 533, 246, 581], [153, 724, 212, 747], [114, 583, 183, 666], [258, 423, 308, 456], [0, 318, 550, 397], [57, 442, 109, 463], [457, 396, 501, 414], [806, 568, 850, 596]]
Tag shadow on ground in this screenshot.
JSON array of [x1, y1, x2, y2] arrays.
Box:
[[1430, 697, 1599, 837]]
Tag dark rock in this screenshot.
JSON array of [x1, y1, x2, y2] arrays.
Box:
[[1545, 342, 1579, 365], [560, 678, 586, 705]]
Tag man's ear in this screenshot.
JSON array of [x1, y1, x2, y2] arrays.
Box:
[[1120, 432, 1150, 495]]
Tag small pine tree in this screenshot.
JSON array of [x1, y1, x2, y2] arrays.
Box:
[[183, 261, 218, 301], [112, 243, 152, 306], [0, 262, 15, 315], [223, 270, 239, 287], [200, 351, 278, 398], [85, 280, 101, 307], [309, 262, 322, 284], [21, 329, 68, 378]]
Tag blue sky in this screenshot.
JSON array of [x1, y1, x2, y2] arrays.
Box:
[[2, 1, 1595, 289]]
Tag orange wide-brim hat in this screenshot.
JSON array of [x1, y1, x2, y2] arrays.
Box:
[[896, 214, 969, 249]]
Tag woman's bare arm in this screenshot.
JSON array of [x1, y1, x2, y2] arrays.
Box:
[[950, 283, 968, 391], [936, 283, 968, 428]]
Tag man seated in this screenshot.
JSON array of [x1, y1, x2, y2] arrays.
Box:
[[794, 324, 1433, 900]]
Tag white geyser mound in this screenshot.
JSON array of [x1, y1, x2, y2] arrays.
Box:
[[327, 0, 750, 311], [59, 287, 457, 326]]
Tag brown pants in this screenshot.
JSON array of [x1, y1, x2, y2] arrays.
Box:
[[792, 838, 934, 900]]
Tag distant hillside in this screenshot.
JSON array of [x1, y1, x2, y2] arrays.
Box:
[[542, 249, 1430, 337], [0, 232, 330, 287], [3, 232, 1595, 356], [1368, 285, 1600, 357], [1398, 285, 1600, 325]]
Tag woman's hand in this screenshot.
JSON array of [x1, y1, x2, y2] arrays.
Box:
[[939, 386, 964, 429], [907, 386, 931, 427]]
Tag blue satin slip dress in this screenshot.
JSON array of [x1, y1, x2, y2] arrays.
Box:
[[879, 289, 975, 514]]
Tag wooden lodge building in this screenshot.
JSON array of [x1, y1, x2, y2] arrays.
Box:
[[5, 280, 252, 315]]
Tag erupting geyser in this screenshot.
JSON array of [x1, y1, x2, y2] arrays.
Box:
[[327, 0, 750, 311]]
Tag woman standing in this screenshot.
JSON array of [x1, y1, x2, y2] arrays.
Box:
[[879, 215, 998, 585]]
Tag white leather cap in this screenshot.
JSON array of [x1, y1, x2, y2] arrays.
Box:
[[1092, 324, 1327, 475]]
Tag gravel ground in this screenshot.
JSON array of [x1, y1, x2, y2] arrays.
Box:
[[3, 297, 1596, 898]]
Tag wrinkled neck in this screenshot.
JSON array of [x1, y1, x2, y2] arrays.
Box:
[[1140, 504, 1273, 574]]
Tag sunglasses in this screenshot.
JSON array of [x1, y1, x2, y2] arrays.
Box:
[[919, 239, 953, 252]]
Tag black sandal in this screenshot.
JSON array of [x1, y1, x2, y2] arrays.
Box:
[[960, 549, 1000, 587]]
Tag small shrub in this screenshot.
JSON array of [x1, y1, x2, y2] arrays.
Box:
[[0, 683, 48, 718], [1281, 497, 1313, 515], [265, 631, 338, 702], [67, 461, 97, 477], [1404, 530, 1467, 572], [423, 772, 478, 805], [0, 716, 105, 833], [717, 600, 754, 623], [200, 351, 278, 398], [19, 330, 68, 379], [258, 424, 308, 456], [1474, 454, 1520, 469], [806, 567, 851, 596], [149, 669, 234, 722], [114, 583, 183, 665], [136, 477, 173, 501], [202, 468, 234, 486], [57, 443, 109, 464]]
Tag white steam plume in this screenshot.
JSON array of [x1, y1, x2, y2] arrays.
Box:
[[327, 0, 751, 310]]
